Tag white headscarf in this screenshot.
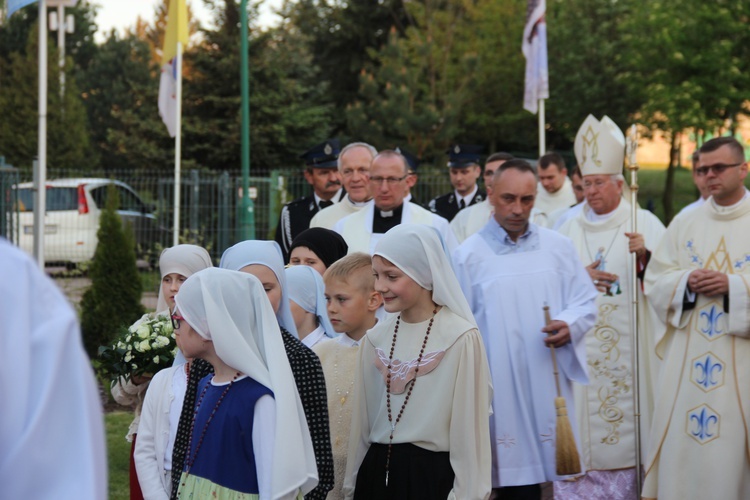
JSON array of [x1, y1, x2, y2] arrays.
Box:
[[174, 268, 318, 498], [285, 265, 336, 338], [156, 244, 213, 312], [373, 224, 477, 327], [219, 240, 299, 337]]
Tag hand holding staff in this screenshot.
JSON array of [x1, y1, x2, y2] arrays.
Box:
[[543, 304, 581, 476]]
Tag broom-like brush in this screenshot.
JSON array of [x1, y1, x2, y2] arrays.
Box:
[[544, 305, 582, 476]]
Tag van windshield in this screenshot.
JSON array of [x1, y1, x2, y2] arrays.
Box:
[[17, 187, 78, 212]]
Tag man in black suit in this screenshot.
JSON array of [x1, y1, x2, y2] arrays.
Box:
[[275, 139, 345, 261], [428, 144, 485, 221]]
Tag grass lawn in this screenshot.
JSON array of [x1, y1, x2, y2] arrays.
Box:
[[106, 411, 133, 500]]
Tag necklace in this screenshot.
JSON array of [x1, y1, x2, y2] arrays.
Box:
[[384, 307, 438, 487], [181, 371, 242, 489], [583, 222, 625, 267]]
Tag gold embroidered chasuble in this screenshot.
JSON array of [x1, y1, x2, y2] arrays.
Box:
[[558, 201, 666, 471], [642, 198, 750, 500]]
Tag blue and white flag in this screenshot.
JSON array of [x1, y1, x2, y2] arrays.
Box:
[[522, 0, 549, 114], [7, 0, 37, 18]]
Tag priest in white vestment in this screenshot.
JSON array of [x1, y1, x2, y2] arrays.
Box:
[[556, 115, 666, 499], [453, 160, 597, 498], [310, 142, 377, 229], [334, 150, 458, 254], [642, 137, 750, 500], [0, 239, 107, 499], [534, 153, 578, 227]]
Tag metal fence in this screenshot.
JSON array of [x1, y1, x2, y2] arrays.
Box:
[[4, 165, 480, 267]]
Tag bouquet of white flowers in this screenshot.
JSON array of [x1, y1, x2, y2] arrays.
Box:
[[98, 314, 177, 382]]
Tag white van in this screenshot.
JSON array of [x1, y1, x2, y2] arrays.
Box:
[[14, 178, 162, 263]]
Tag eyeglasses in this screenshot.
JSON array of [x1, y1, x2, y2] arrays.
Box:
[[695, 162, 743, 176], [369, 175, 407, 185], [171, 313, 184, 330]]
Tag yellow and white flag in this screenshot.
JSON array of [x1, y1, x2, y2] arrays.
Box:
[[158, 0, 189, 137]]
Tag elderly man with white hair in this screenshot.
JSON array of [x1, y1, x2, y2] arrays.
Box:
[[555, 115, 666, 499]]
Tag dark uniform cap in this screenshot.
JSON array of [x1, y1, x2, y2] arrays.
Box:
[[446, 144, 484, 168], [300, 139, 341, 169], [394, 146, 420, 173]]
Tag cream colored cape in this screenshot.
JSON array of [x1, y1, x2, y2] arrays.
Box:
[[641, 198, 750, 500], [309, 194, 365, 230], [333, 201, 458, 254], [557, 201, 665, 471]]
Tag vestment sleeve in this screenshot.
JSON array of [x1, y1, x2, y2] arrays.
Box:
[[644, 224, 692, 352], [0, 244, 106, 499], [342, 340, 373, 499], [727, 275, 750, 338], [254, 394, 280, 500], [552, 238, 598, 385], [134, 371, 170, 500], [447, 330, 492, 500]]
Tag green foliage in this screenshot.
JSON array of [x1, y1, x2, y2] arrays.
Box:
[[284, 0, 409, 131], [81, 184, 144, 358], [0, 24, 91, 170], [347, 0, 477, 162], [106, 412, 133, 500], [182, 0, 334, 171], [546, 0, 643, 147]]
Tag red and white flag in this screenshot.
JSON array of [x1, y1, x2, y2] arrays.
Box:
[[522, 0, 548, 114]]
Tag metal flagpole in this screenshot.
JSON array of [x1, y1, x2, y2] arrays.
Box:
[[34, 0, 48, 267], [626, 124, 642, 496], [172, 41, 183, 246], [538, 98, 545, 157]]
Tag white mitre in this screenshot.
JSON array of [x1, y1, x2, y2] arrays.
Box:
[[574, 114, 625, 177]]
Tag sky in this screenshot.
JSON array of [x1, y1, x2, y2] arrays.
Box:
[[94, 0, 281, 42]]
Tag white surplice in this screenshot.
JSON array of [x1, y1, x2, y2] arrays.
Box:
[[453, 223, 597, 487], [333, 201, 458, 254], [641, 197, 750, 500], [557, 201, 665, 476], [0, 239, 107, 499], [310, 194, 367, 229]]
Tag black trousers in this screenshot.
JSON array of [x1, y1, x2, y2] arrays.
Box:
[[492, 484, 542, 500], [353, 443, 455, 499]]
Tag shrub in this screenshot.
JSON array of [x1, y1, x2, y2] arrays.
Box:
[[81, 184, 144, 358]]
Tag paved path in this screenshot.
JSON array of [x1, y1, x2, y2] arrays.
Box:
[[53, 275, 158, 312]]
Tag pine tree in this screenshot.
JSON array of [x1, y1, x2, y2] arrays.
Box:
[[81, 184, 144, 358]]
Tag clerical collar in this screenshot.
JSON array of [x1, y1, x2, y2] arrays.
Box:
[[348, 194, 371, 207], [455, 184, 478, 206], [585, 202, 620, 223], [372, 204, 404, 234], [710, 188, 749, 214]]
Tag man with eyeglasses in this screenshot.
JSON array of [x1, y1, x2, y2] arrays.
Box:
[[642, 136, 750, 500], [555, 115, 665, 500], [275, 139, 345, 262], [310, 142, 377, 230], [428, 144, 486, 222], [333, 149, 458, 254]]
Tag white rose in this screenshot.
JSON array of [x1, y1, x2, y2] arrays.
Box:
[[137, 325, 150, 339], [139, 340, 151, 351], [116, 341, 126, 349], [124, 352, 133, 362], [126, 335, 132, 343], [153, 355, 160, 364]]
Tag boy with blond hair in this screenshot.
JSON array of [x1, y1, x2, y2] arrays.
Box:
[[313, 253, 382, 500]]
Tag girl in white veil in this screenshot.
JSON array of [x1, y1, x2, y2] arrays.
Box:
[[285, 265, 337, 348], [219, 240, 335, 498], [343, 224, 493, 500], [173, 268, 317, 499]]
